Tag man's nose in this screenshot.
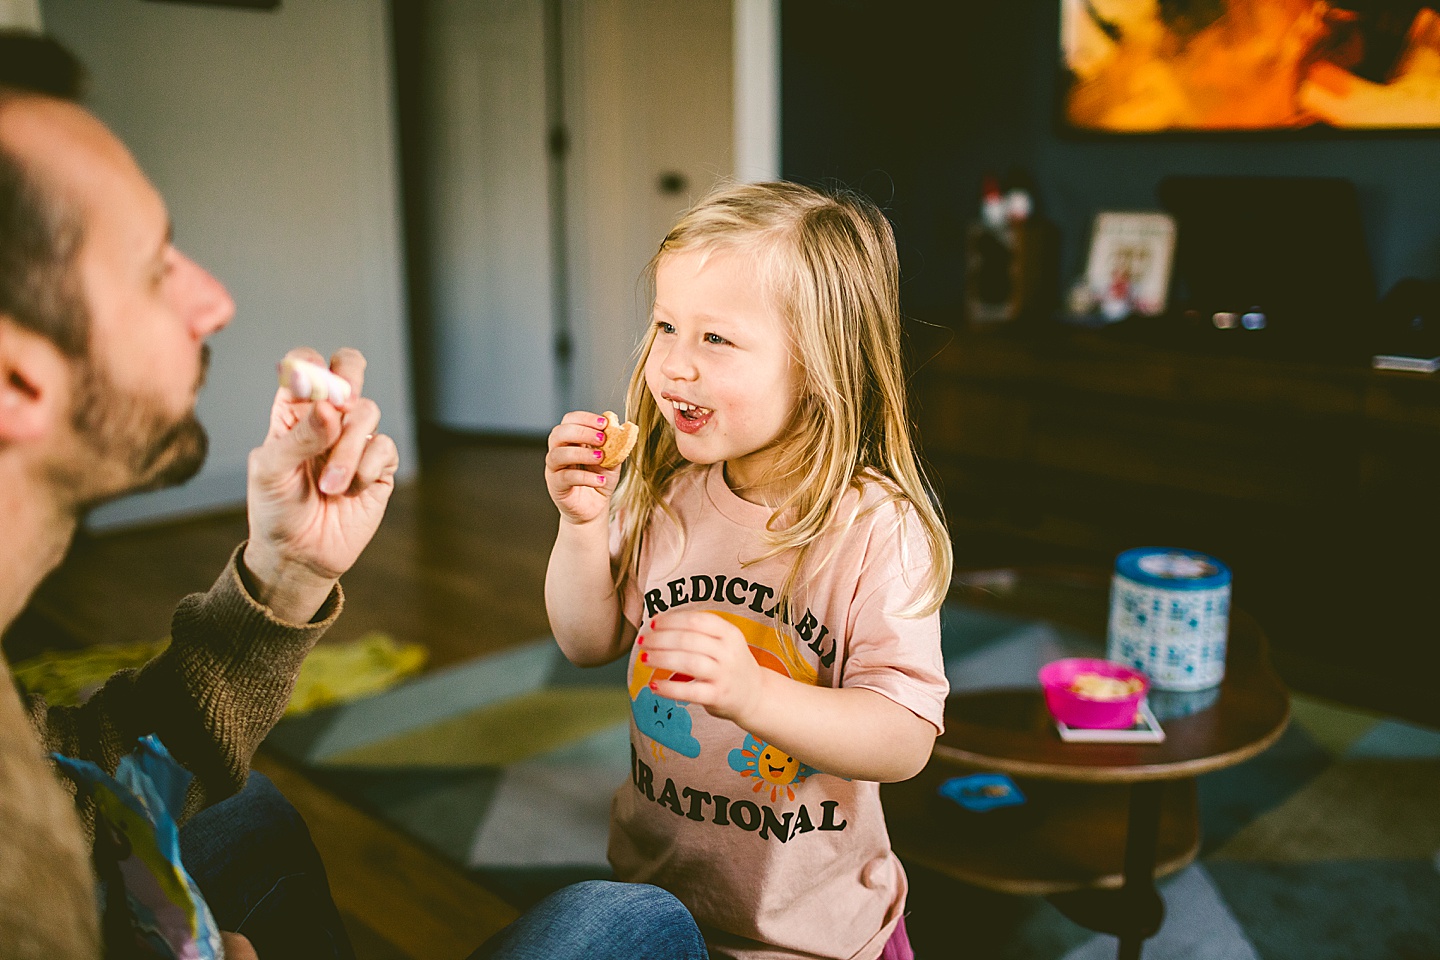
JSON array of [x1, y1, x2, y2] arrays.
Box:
[[177, 252, 235, 338]]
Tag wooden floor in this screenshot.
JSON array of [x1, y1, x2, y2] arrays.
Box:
[[3, 438, 562, 959]]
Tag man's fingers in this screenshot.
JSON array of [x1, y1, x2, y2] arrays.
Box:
[[276, 346, 327, 401], [282, 345, 327, 370], [328, 347, 367, 400], [319, 397, 382, 496], [273, 347, 365, 412], [352, 431, 400, 491], [272, 401, 343, 465]]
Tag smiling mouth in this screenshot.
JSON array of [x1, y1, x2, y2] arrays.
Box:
[[670, 399, 713, 434], [767, 765, 785, 775]]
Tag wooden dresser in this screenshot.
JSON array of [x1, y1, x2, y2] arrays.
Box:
[[909, 321, 1440, 724]]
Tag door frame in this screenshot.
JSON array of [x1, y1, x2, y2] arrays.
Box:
[[558, 0, 781, 416], [733, 0, 781, 183]]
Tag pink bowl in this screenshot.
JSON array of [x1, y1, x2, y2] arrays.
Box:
[[1038, 658, 1149, 730]]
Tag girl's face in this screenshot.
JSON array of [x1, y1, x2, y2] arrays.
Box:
[[645, 247, 802, 501]]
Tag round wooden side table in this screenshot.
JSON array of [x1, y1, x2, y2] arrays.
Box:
[[882, 567, 1290, 960]]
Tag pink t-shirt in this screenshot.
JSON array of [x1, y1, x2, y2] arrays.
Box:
[[610, 464, 948, 960]]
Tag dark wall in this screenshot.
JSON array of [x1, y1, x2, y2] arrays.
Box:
[[782, 2, 1036, 315], [782, 1, 1440, 317]]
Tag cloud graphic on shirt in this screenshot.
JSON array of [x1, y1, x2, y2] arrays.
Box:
[[631, 688, 701, 758]]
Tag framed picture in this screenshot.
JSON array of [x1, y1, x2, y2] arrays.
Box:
[[1060, 0, 1440, 133], [1078, 212, 1176, 322]]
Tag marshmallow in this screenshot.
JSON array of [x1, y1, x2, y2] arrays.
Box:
[[278, 357, 352, 406]]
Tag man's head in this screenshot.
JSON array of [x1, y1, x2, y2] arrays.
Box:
[[0, 90, 234, 511], [0, 31, 86, 99]]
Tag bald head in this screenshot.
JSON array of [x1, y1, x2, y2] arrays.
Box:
[[0, 92, 149, 223]]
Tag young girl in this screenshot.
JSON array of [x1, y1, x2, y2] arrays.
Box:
[[543, 181, 952, 960]]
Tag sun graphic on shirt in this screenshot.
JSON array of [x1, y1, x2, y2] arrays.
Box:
[[727, 732, 819, 802]]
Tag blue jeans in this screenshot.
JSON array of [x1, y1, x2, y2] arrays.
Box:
[[178, 771, 355, 960], [469, 880, 709, 960]]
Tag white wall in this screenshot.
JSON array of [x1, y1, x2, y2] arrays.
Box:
[[41, 0, 417, 529]]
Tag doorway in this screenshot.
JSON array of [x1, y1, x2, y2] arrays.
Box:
[[393, 0, 779, 437]]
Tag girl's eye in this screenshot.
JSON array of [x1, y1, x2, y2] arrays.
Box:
[[704, 333, 729, 345], [655, 321, 676, 335]]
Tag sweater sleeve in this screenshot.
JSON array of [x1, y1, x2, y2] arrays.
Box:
[[1, 657, 101, 960], [31, 542, 342, 825]]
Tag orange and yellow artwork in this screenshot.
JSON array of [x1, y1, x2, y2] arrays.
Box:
[[628, 611, 822, 763], [627, 610, 820, 701], [1062, 0, 1440, 131]]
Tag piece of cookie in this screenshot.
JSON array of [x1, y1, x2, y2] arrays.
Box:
[[598, 411, 639, 469]]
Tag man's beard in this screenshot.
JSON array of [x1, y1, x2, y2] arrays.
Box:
[[57, 344, 211, 512]]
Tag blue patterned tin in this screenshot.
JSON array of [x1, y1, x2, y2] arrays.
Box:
[[1105, 547, 1232, 692]]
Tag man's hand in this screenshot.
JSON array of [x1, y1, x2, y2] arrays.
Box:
[[242, 347, 399, 623]]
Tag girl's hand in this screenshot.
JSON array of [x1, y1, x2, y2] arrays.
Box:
[[546, 410, 621, 525], [642, 611, 765, 724]]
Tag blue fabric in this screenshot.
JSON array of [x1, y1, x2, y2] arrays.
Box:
[[178, 771, 355, 960], [470, 880, 709, 960]]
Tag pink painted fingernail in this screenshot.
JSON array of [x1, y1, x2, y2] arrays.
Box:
[[594, 449, 604, 460], [598, 416, 607, 426], [596, 431, 607, 442], [598, 475, 606, 484]]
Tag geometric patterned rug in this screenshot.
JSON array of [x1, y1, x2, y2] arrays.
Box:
[[263, 603, 1440, 958]]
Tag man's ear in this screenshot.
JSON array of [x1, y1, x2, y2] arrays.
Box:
[[0, 316, 69, 443]]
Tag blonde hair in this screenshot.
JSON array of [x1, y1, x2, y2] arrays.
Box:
[[612, 181, 952, 620]]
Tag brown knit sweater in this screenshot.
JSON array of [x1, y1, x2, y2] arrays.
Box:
[[0, 544, 342, 960]]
